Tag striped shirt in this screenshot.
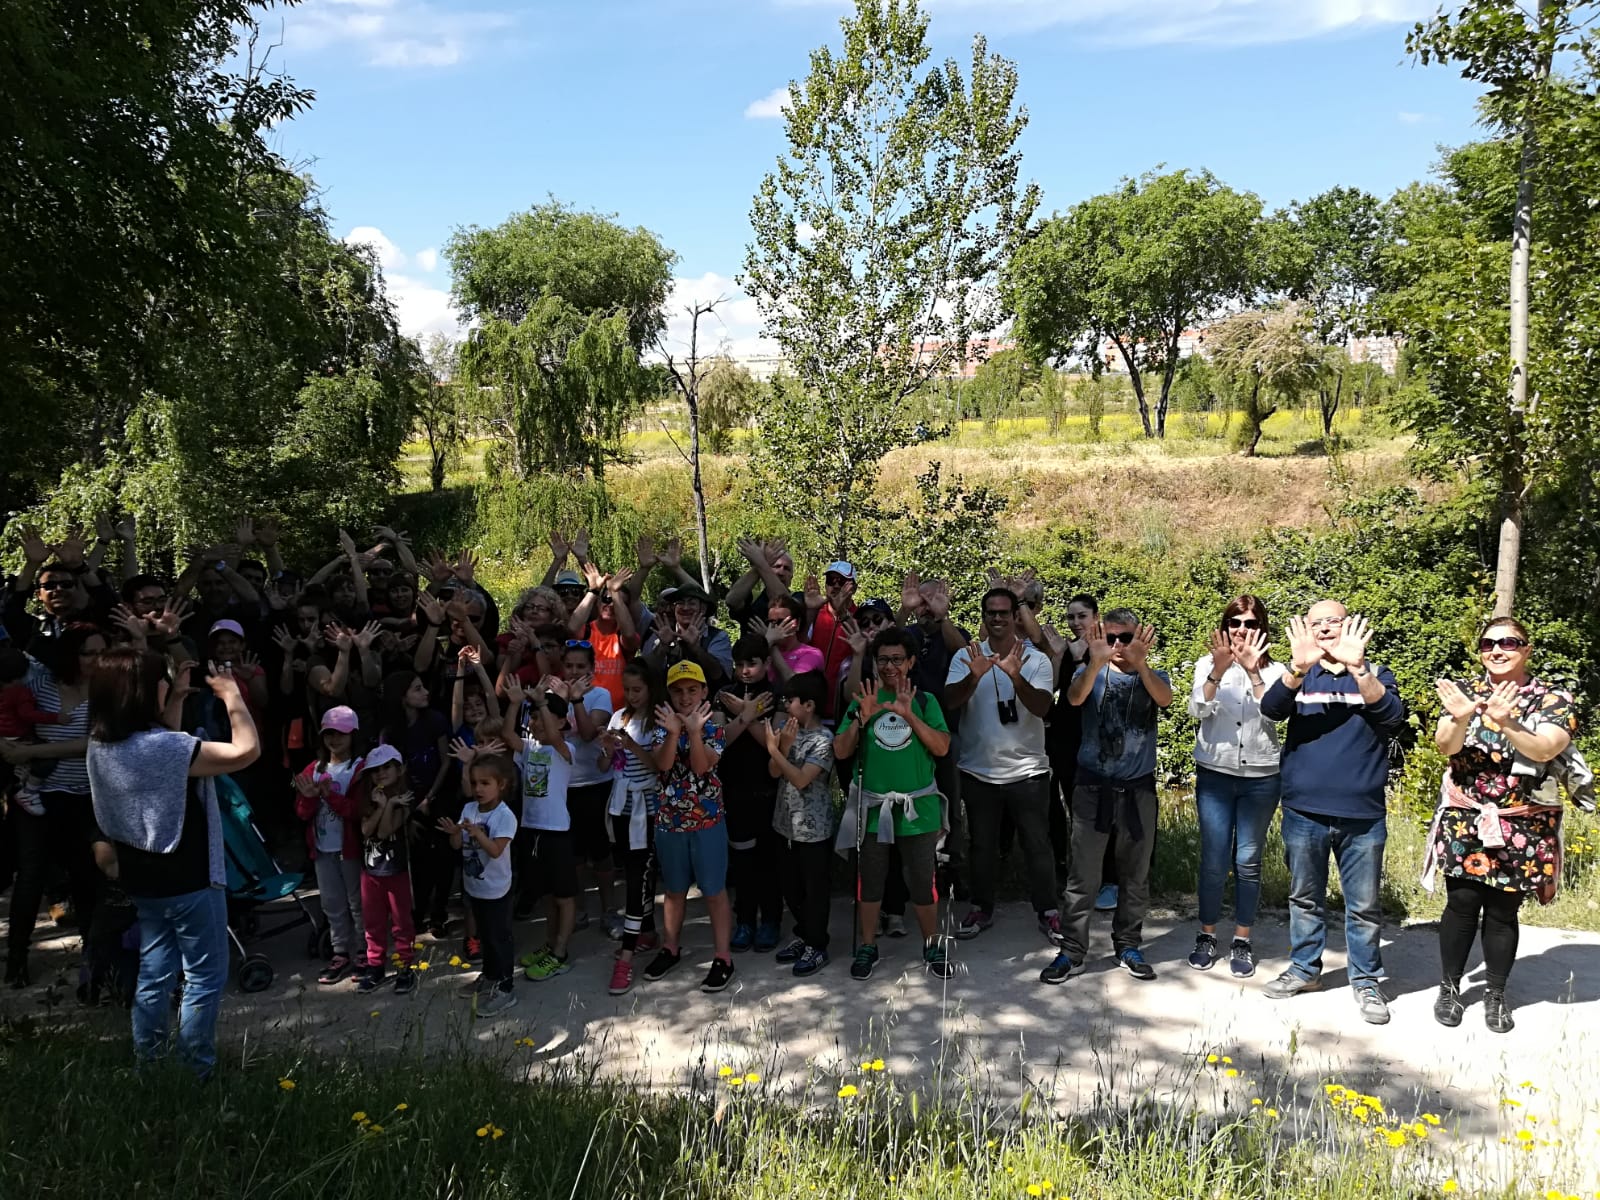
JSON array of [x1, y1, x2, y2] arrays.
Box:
[[26, 657, 91, 795]]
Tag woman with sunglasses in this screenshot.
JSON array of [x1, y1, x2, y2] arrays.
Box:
[[1186, 595, 1286, 977], [1426, 617, 1577, 1033]]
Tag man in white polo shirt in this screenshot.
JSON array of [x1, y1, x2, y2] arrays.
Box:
[[945, 586, 1061, 945]]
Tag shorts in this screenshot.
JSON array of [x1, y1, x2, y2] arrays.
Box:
[[858, 829, 939, 906], [525, 828, 579, 900], [655, 825, 729, 898], [566, 782, 614, 867]]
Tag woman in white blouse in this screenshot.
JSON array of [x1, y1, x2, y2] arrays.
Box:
[[1186, 596, 1286, 978]]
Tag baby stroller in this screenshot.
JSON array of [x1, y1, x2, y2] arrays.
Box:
[[217, 775, 327, 992]]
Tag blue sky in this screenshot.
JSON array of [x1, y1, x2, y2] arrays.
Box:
[[262, 0, 1489, 351]]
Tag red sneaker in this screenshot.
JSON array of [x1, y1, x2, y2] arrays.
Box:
[[608, 958, 634, 996]]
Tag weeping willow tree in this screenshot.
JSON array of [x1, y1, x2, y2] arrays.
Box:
[[1208, 302, 1323, 457], [460, 298, 648, 481]]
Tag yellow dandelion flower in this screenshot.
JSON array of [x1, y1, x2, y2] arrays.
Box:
[[1519, 1081, 1536, 1090], [860, 1060, 874, 1070], [1207, 1054, 1220, 1064], [352, 1111, 368, 1122], [1042, 1181, 1054, 1191], [1412, 1124, 1428, 1139], [838, 1084, 858, 1098], [1422, 1114, 1441, 1126], [277, 1078, 296, 1091], [1441, 1183, 1458, 1195], [1352, 1106, 1370, 1122], [718, 1065, 734, 1077], [1221, 1056, 1233, 1065], [1501, 1098, 1522, 1108], [745, 1073, 761, 1084], [416, 961, 430, 971], [1224, 1068, 1239, 1078], [395, 1103, 409, 1111], [449, 955, 463, 966], [727, 1078, 744, 1088], [1252, 1099, 1263, 1107], [1027, 1186, 1042, 1198], [1324, 1084, 1344, 1095], [370, 1010, 380, 1018], [1384, 1130, 1407, 1148], [368, 1123, 384, 1134], [871, 1058, 886, 1071], [492, 1127, 504, 1140], [1265, 1108, 1280, 1119], [1364, 1096, 1385, 1113], [1516, 1129, 1534, 1143], [1543, 1190, 1562, 1200], [476, 1127, 489, 1138]]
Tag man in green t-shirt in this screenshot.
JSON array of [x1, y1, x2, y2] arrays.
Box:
[[834, 627, 954, 980]]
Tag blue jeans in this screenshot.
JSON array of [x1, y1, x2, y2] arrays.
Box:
[[1279, 807, 1386, 988], [131, 886, 229, 1077], [1194, 768, 1281, 928]]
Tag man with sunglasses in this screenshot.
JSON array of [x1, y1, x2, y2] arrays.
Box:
[[1048, 609, 1173, 984], [4, 525, 115, 653], [1259, 600, 1406, 1026], [945, 587, 1059, 944]]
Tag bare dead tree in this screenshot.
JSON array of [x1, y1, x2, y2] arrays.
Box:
[[655, 296, 727, 592]]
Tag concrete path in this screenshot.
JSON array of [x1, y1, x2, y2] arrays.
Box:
[[5, 896, 1598, 1192]]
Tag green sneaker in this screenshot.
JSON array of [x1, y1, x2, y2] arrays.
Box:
[[924, 939, 953, 980], [524, 949, 572, 981]]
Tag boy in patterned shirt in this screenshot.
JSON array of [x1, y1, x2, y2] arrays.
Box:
[[643, 660, 736, 993]]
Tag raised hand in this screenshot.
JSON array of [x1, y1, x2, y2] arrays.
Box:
[[254, 517, 279, 547], [95, 511, 115, 543], [1286, 616, 1322, 673], [448, 737, 477, 765], [549, 529, 571, 561], [325, 623, 356, 652], [842, 616, 867, 655], [737, 536, 764, 565], [337, 528, 359, 559], [687, 701, 713, 730], [442, 599, 471, 626], [853, 682, 883, 723], [422, 550, 454, 585], [459, 643, 482, 668], [1329, 615, 1371, 670], [415, 591, 445, 625], [634, 534, 657, 568], [151, 597, 189, 640], [504, 676, 528, 707], [1436, 679, 1480, 722], [1235, 629, 1269, 673], [761, 716, 783, 754], [18, 523, 51, 564], [1482, 680, 1521, 725], [900, 571, 923, 615], [205, 662, 241, 700], [966, 642, 999, 680], [238, 649, 262, 673], [655, 702, 684, 736], [1041, 623, 1068, 662], [659, 537, 682, 569], [436, 816, 462, 837], [1085, 621, 1115, 668], [802, 575, 824, 613], [764, 538, 789, 565], [571, 528, 591, 564], [764, 616, 796, 647], [1208, 628, 1235, 675], [920, 579, 951, 620], [886, 676, 915, 719], [235, 516, 256, 548], [582, 561, 606, 591], [272, 627, 298, 654], [454, 548, 478, 585], [677, 616, 705, 647], [1124, 624, 1156, 668], [354, 621, 381, 651], [110, 605, 148, 646], [606, 566, 634, 595], [54, 526, 88, 568], [996, 641, 1024, 679]]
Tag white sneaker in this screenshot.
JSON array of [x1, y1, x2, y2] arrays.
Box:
[[884, 914, 907, 938]]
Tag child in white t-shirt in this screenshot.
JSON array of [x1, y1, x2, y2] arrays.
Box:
[[502, 676, 578, 981], [439, 753, 519, 1017]]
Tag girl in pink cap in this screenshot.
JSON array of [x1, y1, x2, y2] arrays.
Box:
[[293, 705, 367, 984]]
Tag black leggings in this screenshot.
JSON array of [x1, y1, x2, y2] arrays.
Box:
[[7, 793, 103, 969], [611, 814, 657, 952], [1440, 875, 1524, 990]]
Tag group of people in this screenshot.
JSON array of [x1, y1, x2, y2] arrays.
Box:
[[0, 517, 1584, 1077]]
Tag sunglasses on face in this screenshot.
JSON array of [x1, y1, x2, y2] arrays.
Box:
[[565, 639, 592, 650], [1479, 636, 1529, 652], [1226, 618, 1261, 631], [38, 579, 73, 593], [1104, 631, 1136, 645], [982, 608, 1014, 619]]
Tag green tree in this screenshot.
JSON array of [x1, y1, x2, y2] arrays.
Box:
[[1004, 168, 1267, 439], [699, 357, 761, 455], [416, 334, 471, 492], [741, 0, 1038, 556], [0, 0, 313, 516], [448, 202, 677, 481], [1207, 304, 1323, 457], [967, 348, 1038, 422]]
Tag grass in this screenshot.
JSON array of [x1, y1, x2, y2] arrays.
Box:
[[0, 1017, 1569, 1200]]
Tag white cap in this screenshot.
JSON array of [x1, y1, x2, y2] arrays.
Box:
[[824, 560, 855, 581]]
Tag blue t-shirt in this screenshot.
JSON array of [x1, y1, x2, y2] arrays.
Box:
[[1074, 664, 1169, 786]]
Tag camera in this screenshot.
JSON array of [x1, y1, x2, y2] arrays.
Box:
[[995, 696, 1019, 725]]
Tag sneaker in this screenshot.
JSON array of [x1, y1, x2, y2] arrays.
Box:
[[1187, 933, 1219, 971], [519, 949, 551, 972], [354, 967, 385, 994], [1355, 983, 1391, 1025], [850, 944, 880, 980], [730, 923, 754, 953], [1039, 952, 1083, 985], [1263, 969, 1322, 999], [602, 912, 626, 941], [884, 914, 907, 939], [953, 909, 993, 941], [643, 947, 681, 982], [753, 922, 780, 952], [475, 985, 517, 1017], [608, 958, 635, 996], [393, 968, 416, 996], [774, 937, 807, 964], [456, 975, 487, 998], [1228, 939, 1257, 978], [923, 939, 953, 980], [1094, 884, 1119, 911], [1433, 980, 1464, 1028], [317, 955, 353, 985], [524, 950, 572, 981], [793, 945, 829, 977], [1484, 986, 1514, 1034], [701, 957, 736, 993], [1038, 910, 1066, 947], [1118, 947, 1156, 981], [464, 937, 482, 964]]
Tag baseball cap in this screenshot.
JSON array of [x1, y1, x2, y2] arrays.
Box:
[[857, 598, 894, 622], [666, 660, 706, 687], [553, 569, 584, 589], [362, 744, 403, 773], [209, 619, 246, 639], [320, 705, 359, 733], [824, 560, 855, 581]]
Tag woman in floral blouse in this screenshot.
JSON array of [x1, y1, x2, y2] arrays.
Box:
[[1428, 617, 1578, 1034]]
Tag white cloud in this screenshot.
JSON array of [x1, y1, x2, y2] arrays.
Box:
[[655, 274, 778, 363], [744, 86, 792, 119], [1396, 110, 1431, 124], [343, 225, 462, 339], [776, 0, 1435, 45], [277, 0, 517, 69]]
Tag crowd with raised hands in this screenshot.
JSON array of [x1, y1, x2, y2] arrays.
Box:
[[0, 514, 1587, 1077]]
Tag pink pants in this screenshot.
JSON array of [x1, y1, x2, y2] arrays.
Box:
[[360, 872, 415, 968]]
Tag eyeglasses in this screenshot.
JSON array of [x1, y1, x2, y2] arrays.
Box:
[[875, 655, 908, 668], [1226, 618, 1261, 631], [1308, 616, 1343, 629], [1479, 636, 1529, 652], [982, 608, 1013, 619], [564, 639, 592, 650], [1104, 631, 1136, 645], [38, 579, 73, 592]]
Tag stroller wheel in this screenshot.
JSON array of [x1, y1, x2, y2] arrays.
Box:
[[308, 925, 333, 959], [238, 955, 274, 994]]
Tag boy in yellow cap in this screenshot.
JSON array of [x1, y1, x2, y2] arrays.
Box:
[[641, 660, 736, 992]]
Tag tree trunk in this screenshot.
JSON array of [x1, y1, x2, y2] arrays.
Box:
[[688, 397, 712, 593], [1110, 335, 1153, 436], [1155, 348, 1180, 439], [430, 451, 445, 491], [1321, 370, 1344, 440], [1496, 0, 1554, 618]]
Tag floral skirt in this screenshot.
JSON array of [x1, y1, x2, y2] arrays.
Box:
[[1431, 806, 1561, 896]]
